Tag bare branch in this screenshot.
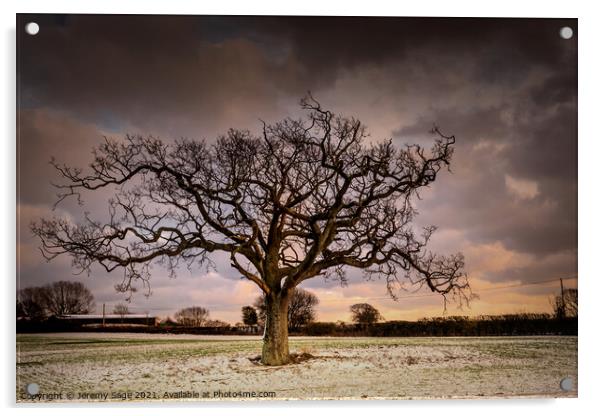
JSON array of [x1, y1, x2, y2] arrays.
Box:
[[32, 95, 470, 307]]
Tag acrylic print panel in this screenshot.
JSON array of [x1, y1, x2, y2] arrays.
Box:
[[16, 14, 577, 402]]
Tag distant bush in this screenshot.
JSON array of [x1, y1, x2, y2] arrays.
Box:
[[304, 322, 340, 336]]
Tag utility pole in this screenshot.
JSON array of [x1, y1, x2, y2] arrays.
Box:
[[102, 303, 106, 327], [560, 278, 566, 318]]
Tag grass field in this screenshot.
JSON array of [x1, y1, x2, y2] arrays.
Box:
[[16, 333, 577, 401]]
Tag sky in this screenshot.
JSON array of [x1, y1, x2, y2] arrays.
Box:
[[17, 15, 577, 323]]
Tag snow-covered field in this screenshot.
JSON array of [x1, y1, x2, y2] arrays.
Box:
[[16, 333, 577, 402]]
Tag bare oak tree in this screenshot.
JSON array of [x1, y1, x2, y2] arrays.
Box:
[[564, 288, 578, 318], [553, 288, 578, 319], [113, 303, 131, 319], [174, 306, 210, 327], [40, 281, 95, 317], [350, 303, 383, 325], [242, 306, 259, 326], [286, 288, 319, 331], [17, 286, 48, 320], [32, 96, 469, 365]]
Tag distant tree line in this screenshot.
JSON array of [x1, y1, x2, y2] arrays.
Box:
[[19, 312, 576, 336], [18, 282, 577, 337], [303, 313, 577, 336]]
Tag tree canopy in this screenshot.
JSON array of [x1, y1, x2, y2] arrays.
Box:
[[32, 96, 469, 304]]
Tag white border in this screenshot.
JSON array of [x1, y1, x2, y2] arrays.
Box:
[[2, 1, 601, 415]]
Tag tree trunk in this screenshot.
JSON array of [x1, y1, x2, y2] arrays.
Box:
[[261, 291, 290, 365]]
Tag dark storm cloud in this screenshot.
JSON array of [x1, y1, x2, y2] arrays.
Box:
[[392, 64, 576, 262], [18, 15, 303, 138], [17, 14, 577, 316], [18, 15, 576, 132], [17, 109, 105, 204], [232, 16, 575, 83]]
